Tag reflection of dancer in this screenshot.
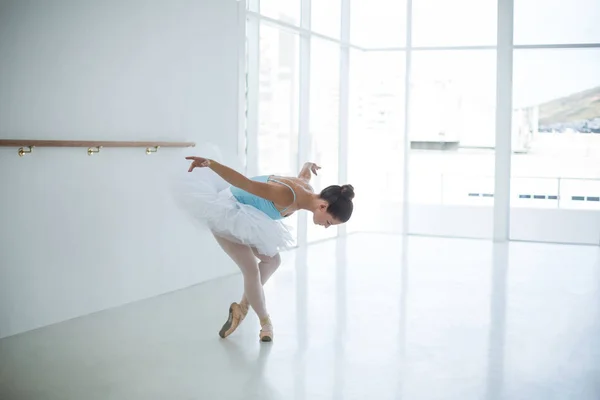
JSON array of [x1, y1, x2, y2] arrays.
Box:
[[178, 156, 354, 342]]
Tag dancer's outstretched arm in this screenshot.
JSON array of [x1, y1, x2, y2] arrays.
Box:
[[298, 162, 320, 182], [186, 156, 294, 205]]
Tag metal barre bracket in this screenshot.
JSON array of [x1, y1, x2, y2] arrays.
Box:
[[18, 146, 34, 157], [87, 146, 102, 156], [145, 146, 159, 155]]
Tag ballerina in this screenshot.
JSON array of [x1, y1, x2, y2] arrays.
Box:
[[179, 156, 354, 342]]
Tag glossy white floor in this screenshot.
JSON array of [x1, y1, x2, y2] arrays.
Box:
[[1, 233, 599, 400]]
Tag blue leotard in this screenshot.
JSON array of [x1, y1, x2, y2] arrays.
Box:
[[230, 176, 296, 220]]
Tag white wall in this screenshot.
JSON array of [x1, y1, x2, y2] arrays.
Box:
[[0, 0, 242, 338]]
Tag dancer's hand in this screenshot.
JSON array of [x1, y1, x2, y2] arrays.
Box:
[[309, 163, 321, 176], [298, 162, 321, 181], [185, 156, 211, 172]]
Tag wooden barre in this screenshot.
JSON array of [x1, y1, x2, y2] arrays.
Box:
[[0, 139, 195, 156], [0, 140, 195, 148]]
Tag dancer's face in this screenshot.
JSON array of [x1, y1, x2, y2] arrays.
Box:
[[313, 202, 342, 228]]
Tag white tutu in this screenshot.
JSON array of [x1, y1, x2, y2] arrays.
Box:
[[170, 148, 294, 257]]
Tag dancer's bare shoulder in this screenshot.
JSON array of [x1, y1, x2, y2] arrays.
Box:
[[281, 176, 315, 194], [271, 176, 314, 195], [268, 176, 314, 217]]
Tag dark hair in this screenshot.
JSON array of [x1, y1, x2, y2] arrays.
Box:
[[319, 184, 355, 223]]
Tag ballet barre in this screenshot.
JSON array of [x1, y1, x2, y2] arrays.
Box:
[[0, 140, 196, 157]]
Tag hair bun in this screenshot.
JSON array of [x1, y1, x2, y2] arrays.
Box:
[[340, 184, 355, 200]]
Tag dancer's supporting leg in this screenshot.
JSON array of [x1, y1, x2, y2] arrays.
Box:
[[239, 249, 281, 314], [214, 236, 274, 341]]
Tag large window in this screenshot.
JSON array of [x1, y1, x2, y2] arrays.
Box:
[[412, 0, 497, 46], [509, 49, 600, 244], [508, 0, 600, 245], [258, 0, 301, 26], [256, 23, 300, 242], [349, 50, 405, 233], [307, 39, 340, 242], [311, 0, 341, 39], [514, 0, 600, 45], [350, 0, 406, 48], [245, 0, 600, 247], [408, 50, 496, 238]]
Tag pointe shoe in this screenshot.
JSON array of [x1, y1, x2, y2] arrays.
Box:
[[259, 316, 273, 343], [219, 303, 247, 338]]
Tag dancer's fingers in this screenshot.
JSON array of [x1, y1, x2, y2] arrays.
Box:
[[188, 161, 198, 172], [185, 156, 210, 171], [185, 156, 208, 163]]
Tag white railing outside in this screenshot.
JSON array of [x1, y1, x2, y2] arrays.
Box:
[[410, 173, 600, 210]]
